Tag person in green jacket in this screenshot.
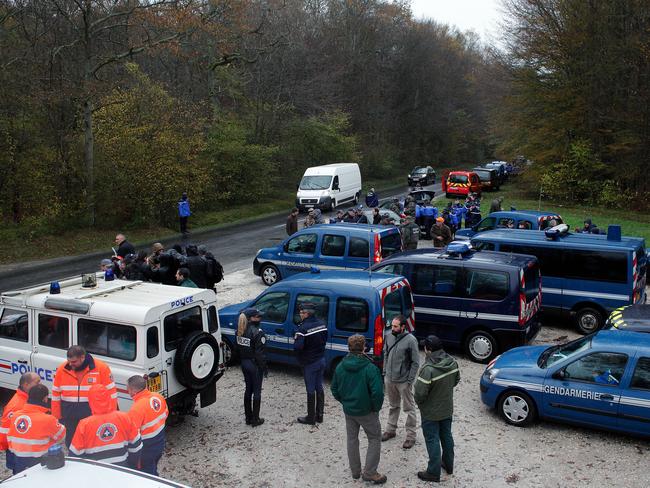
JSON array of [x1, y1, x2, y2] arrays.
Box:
[[175, 267, 198, 288], [331, 335, 387, 485], [414, 335, 460, 483]]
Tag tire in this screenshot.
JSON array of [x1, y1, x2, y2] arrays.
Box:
[[329, 199, 336, 212], [446, 192, 452, 199], [260, 263, 280, 286], [223, 338, 239, 366], [575, 307, 603, 334], [174, 331, 220, 391], [465, 330, 498, 363], [498, 390, 537, 427]]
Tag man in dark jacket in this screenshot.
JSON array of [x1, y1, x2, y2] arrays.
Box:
[[331, 335, 386, 484], [114, 234, 135, 258], [286, 208, 299, 236], [365, 188, 379, 208], [414, 335, 460, 483], [184, 244, 208, 288], [293, 303, 328, 425], [198, 245, 223, 290]]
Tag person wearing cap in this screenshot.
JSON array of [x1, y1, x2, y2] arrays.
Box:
[[343, 207, 357, 223], [331, 334, 386, 484], [99, 258, 113, 272], [304, 208, 316, 228], [381, 315, 420, 450], [294, 303, 328, 425], [236, 308, 267, 426], [431, 217, 452, 248], [414, 335, 460, 483]]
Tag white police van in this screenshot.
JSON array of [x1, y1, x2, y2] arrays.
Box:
[[0, 274, 226, 415]]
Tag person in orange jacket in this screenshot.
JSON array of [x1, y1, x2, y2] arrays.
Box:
[[51, 345, 117, 446], [4, 384, 66, 474], [69, 384, 142, 468], [0, 372, 41, 472], [127, 375, 169, 475]]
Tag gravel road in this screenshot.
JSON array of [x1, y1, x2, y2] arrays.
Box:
[[153, 263, 650, 488]]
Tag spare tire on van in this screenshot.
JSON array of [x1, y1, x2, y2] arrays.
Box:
[[174, 331, 220, 390]]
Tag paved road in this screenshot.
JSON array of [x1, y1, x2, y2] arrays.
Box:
[[0, 183, 442, 292]]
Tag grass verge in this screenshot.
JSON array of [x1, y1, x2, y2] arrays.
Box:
[[0, 176, 405, 266]]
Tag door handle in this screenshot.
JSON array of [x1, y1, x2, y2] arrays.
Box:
[[275, 328, 285, 334], [17, 359, 28, 364], [600, 394, 614, 401]]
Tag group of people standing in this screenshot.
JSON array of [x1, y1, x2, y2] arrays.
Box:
[[234, 308, 461, 484], [0, 346, 168, 476]]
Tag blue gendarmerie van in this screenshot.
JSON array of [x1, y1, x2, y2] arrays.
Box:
[[253, 223, 403, 286], [219, 269, 415, 371], [471, 225, 647, 334], [455, 210, 563, 241], [371, 242, 542, 363]]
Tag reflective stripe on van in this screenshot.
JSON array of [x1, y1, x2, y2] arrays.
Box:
[[542, 287, 629, 301]]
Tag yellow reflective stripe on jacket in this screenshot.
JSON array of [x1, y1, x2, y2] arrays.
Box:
[[416, 368, 459, 385]]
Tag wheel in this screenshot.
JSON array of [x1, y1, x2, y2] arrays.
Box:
[[465, 330, 497, 363], [260, 263, 280, 286], [498, 390, 537, 427], [575, 307, 603, 334], [223, 338, 239, 365], [329, 199, 336, 212], [174, 331, 220, 390], [446, 192, 452, 199]]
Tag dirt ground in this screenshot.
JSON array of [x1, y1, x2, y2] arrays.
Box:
[[152, 266, 650, 488]]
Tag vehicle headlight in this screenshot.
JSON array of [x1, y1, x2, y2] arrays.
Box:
[[483, 368, 499, 383]]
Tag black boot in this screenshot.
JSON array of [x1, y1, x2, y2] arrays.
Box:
[[297, 392, 316, 425], [244, 400, 253, 425], [316, 390, 324, 423], [251, 398, 264, 427]]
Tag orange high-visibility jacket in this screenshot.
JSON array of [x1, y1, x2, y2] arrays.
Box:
[[51, 355, 116, 421], [0, 389, 28, 450], [128, 389, 168, 443], [6, 403, 65, 459]]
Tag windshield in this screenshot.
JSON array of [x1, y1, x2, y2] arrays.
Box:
[[539, 336, 592, 368], [475, 170, 491, 179], [300, 175, 332, 190], [449, 174, 468, 184], [413, 167, 427, 174]]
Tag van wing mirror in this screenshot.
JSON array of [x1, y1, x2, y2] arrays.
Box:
[[283, 242, 289, 252], [332, 182, 339, 190]]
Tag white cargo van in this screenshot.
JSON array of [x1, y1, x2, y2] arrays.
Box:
[[295, 163, 362, 212], [0, 275, 226, 416]]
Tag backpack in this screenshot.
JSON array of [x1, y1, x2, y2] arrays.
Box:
[[206, 257, 224, 284]]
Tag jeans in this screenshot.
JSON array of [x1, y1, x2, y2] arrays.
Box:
[[421, 417, 454, 479], [345, 412, 381, 477], [303, 357, 326, 394]]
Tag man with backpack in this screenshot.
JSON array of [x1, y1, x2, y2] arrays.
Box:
[[198, 245, 224, 291]]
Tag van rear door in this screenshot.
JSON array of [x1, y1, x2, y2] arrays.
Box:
[[633, 246, 647, 304]]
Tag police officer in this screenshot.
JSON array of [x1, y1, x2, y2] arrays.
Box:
[[421, 200, 436, 239], [237, 308, 267, 427], [294, 303, 328, 425], [389, 198, 401, 214], [401, 215, 420, 250]]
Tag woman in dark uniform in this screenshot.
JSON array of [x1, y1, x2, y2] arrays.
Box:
[[236, 308, 267, 426]]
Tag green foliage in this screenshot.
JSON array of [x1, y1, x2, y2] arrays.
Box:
[[204, 113, 279, 205], [93, 64, 208, 227]]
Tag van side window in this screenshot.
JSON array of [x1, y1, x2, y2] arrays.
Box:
[[253, 292, 290, 323], [322, 235, 346, 257], [497, 218, 515, 229], [0, 308, 28, 342], [564, 250, 627, 283], [348, 237, 369, 258], [294, 294, 329, 324], [163, 306, 203, 352], [411, 264, 461, 297], [147, 326, 159, 359], [564, 352, 628, 385], [466, 269, 509, 301], [500, 244, 563, 277], [287, 234, 317, 254], [208, 306, 219, 333], [374, 263, 405, 275], [78, 319, 136, 361], [336, 298, 369, 332], [383, 290, 404, 323], [38, 314, 69, 349], [631, 358, 650, 390], [477, 218, 496, 232], [473, 242, 495, 251]]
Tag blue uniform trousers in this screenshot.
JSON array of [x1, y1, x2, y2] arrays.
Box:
[[302, 357, 326, 394]]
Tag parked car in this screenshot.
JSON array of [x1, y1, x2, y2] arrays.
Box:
[[443, 171, 482, 199], [604, 304, 650, 331], [219, 269, 416, 371], [472, 167, 500, 191], [480, 326, 650, 437], [253, 223, 403, 285], [471, 225, 647, 333], [372, 242, 542, 362], [455, 210, 564, 240], [295, 163, 362, 212], [485, 161, 508, 183], [408, 165, 436, 186], [378, 190, 436, 213]]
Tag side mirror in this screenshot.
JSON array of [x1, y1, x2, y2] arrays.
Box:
[[552, 369, 566, 380], [333, 183, 340, 190], [283, 242, 289, 252]]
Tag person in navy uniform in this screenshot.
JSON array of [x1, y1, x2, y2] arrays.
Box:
[[236, 308, 268, 427], [294, 303, 328, 425]]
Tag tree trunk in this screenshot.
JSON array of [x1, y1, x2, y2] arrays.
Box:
[[84, 98, 95, 225]]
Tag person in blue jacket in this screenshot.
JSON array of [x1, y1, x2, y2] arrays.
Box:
[[178, 192, 191, 235], [365, 188, 379, 208], [294, 303, 328, 425], [422, 201, 437, 239]]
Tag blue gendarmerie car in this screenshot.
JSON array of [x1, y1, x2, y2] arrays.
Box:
[[480, 327, 650, 437]]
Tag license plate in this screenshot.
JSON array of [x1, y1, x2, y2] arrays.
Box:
[[147, 375, 162, 392], [305, 205, 313, 208]]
